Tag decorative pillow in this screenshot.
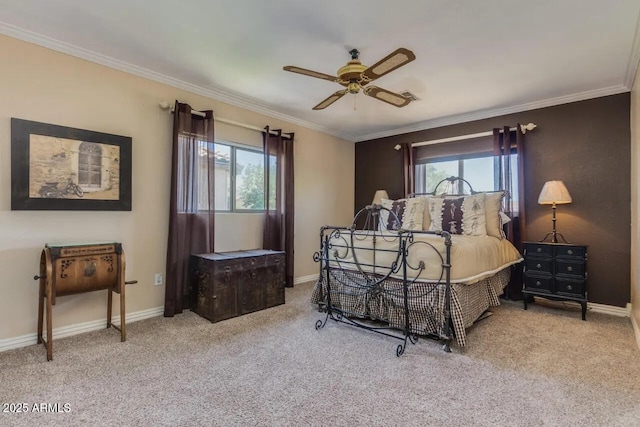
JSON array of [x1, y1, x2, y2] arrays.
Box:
[[484, 191, 507, 239], [415, 196, 432, 231], [428, 193, 487, 236], [379, 197, 426, 231]]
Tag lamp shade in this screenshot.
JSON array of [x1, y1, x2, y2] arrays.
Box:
[[538, 180, 572, 205], [372, 190, 389, 205]]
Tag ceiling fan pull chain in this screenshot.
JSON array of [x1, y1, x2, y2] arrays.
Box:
[[353, 93, 357, 111]]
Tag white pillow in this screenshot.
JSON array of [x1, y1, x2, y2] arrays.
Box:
[[484, 191, 507, 239], [379, 197, 426, 231], [413, 196, 432, 231], [499, 211, 512, 224]]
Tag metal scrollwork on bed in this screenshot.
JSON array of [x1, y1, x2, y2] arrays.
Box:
[[411, 175, 478, 197], [311, 204, 454, 356]]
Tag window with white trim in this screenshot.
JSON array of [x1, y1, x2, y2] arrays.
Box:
[[415, 153, 519, 212], [213, 142, 267, 212]]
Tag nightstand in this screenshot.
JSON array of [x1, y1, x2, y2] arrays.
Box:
[[522, 241, 588, 320]]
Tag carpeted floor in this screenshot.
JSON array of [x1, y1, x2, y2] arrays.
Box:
[[1, 281, 639, 427]]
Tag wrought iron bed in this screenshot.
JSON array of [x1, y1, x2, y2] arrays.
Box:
[[311, 177, 518, 356]]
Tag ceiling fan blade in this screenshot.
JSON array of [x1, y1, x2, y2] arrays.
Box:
[[360, 48, 416, 82], [363, 86, 411, 107], [283, 66, 338, 82], [313, 90, 348, 110]]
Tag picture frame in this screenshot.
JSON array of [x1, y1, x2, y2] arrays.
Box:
[[11, 118, 132, 211]]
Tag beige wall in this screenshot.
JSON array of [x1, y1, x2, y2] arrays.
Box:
[[632, 63, 640, 342], [0, 35, 354, 341]]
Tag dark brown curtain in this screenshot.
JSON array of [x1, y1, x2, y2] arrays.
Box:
[[401, 143, 415, 197], [165, 101, 215, 316], [493, 124, 526, 299], [263, 127, 295, 287]]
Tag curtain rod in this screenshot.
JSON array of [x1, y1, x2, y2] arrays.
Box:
[[402, 122, 537, 150], [158, 101, 288, 136]]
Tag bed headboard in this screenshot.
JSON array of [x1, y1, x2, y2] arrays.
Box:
[[410, 176, 478, 198]]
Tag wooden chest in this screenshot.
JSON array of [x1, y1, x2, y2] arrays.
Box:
[[190, 249, 285, 323]]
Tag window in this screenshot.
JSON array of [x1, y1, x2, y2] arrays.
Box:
[[416, 153, 519, 207], [78, 142, 103, 188], [213, 142, 265, 212]]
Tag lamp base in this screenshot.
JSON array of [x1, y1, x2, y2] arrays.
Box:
[[540, 203, 570, 244], [539, 231, 570, 244]]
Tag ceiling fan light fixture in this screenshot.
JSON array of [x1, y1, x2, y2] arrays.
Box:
[[347, 81, 360, 94], [337, 60, 367, 82]]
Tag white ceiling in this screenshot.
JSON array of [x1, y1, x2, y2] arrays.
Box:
[[1, 0, 639, 142]]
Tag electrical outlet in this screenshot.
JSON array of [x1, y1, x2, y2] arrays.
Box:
[[154, 273, 163, 286]]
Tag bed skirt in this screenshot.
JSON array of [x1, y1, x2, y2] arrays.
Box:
[[311, 267, 511, 347]]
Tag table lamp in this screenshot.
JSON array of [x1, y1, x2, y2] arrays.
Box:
[[538, 180, 572, 243], [372, 190, 388, 206]]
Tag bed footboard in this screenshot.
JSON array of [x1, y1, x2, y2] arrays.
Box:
[[312, 204, 453, 356]]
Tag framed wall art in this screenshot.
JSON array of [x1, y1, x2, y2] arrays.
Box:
[[11, 118, 132, 211]]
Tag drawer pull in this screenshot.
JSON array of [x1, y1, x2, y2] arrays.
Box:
[[536, 263, 542, 269], [537, 248, 542, 253], [567, 285, 573, 291], [567, 249, 573, 255], [535, 281, 541, 287], [567, 266, 573, 272]]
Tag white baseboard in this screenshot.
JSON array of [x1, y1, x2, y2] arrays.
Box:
[[532, 298, 629, 317], [630, 304, 640, 350], [588, 302, 629, 317], [294, 274, 318, 285], [0, 306, 164, 353]]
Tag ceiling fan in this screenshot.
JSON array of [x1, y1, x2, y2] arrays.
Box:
[[283, 47, 416, 110]]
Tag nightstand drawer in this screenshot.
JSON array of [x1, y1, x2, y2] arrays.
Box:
[[524, 274, 552, 293], [525, 243, 553, 257], [555, 259, 585, 277], [555, 245, 586, 259], [556, 277, 585, 297], [525, 257, 553, 273]]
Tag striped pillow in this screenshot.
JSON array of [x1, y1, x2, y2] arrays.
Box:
[[379, 197, 426, 231], [428, 193, 487, 236]]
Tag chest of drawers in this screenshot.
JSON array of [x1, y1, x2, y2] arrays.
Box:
[[522, 241, 587, 320], [190, 249, 285, 323]]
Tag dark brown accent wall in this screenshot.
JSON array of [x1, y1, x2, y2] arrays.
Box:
[[355, 93, 631, 307]]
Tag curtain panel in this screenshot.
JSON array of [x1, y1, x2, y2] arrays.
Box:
[[492, 125, 526, 245], [493, 124, 526, 300], [165, 101, 215, 317], [401, 143, 415, 197], [263, 127, 295, 287]]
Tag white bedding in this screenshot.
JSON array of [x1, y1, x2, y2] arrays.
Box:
[[328, 230, 522, 284]]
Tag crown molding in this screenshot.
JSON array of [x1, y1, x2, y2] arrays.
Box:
[[625, 9, 640, 89], [354, 84, 629, 142], [1, 19, 637, 144], [0, 21, 354, 142]]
